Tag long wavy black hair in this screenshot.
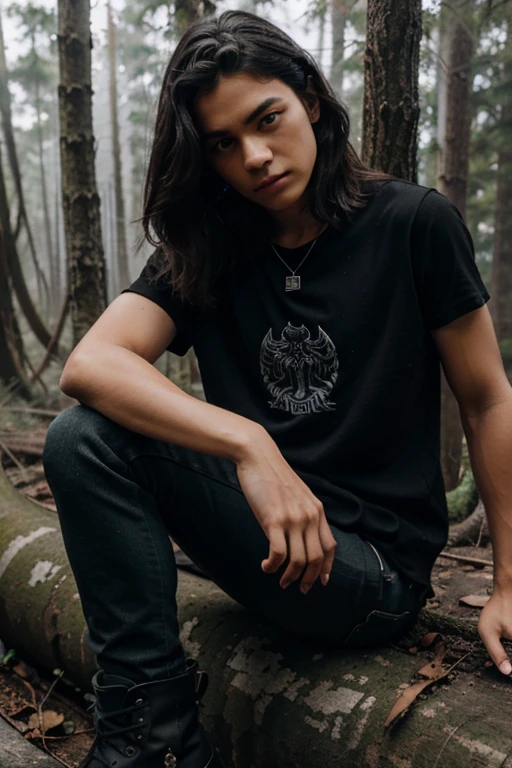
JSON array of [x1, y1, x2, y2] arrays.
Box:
[[142, 10, 393, 307]]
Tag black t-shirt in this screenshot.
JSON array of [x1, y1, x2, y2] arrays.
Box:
[[124, 180, 490, 597]]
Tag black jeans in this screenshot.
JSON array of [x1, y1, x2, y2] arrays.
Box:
[[43, 405, 428, 684]]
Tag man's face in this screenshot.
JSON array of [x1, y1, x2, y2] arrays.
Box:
[[195, 71, 320, 214]]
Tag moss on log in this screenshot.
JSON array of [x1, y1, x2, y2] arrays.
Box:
[[2, 465, 512, 767], [0, 463, 97, 685], [446, 467, 479, 524]]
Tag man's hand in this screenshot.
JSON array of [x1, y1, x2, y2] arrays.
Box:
[[478, 589, 512, 676], [235, 432, 337, 593]]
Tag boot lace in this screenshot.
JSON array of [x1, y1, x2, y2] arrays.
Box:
[[86, 697, 146, 767]]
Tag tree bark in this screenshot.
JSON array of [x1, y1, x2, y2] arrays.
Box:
[[362, 0, 422, 181], [175, 0, 216, 37], [34, 64, 56, 312], [331, 0, 350, 99], [58, 0, 107, 347], [0, 144, 53, 352], [437, 1, 474, 491], [490, 3, 512, 380], [107, 0, 129, 293], [0, 230, 30, 398]]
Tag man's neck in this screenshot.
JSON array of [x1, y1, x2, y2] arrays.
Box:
[[270, 202, 327, 249]]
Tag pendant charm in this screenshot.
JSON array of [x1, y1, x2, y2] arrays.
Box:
[[285, 275, 301, 291]]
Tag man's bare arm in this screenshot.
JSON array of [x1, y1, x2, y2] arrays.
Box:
[[433, 305, 512, 676]]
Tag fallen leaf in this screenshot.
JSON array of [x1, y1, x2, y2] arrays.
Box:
[[25, 728, 42, 740], [27, 710, 64, 733], [385, 640, 448, 727], [420, 633, 442, 648], [12, 661, 31, 680], [384, 678, 435, 727], [459, 594, 490, 608]]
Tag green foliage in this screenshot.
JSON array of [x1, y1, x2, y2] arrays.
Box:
[[446, 465, 479, 523], [1, 648, 16, 665], [499, 337, 512, 364]]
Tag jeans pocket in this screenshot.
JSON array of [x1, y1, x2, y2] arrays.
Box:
[[342, 608, 414, 648]]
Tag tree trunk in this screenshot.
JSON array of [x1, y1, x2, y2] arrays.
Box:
[[0, 10, 49, 315], [107, 0, 129, 293], [0, 231, 30, 398], [490, 4, 512, 380], [331, 0, 350, 99], [58, 0, 107, 347], [437, 1, 474, 491], [362, 0, 422, 181], [175, 0, 215, 37], [54, 120, 63, 307], [34, 66, 56, 314], [0, 144, 53, 352]]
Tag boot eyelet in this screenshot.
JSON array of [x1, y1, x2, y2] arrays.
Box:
[[125, 746, 136, 757], [135, 697, 144, 705], [137, 716, 144, 723], [137, 734, 143, 741]]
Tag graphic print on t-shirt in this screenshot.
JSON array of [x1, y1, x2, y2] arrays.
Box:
[[260, 323, 338, 414]]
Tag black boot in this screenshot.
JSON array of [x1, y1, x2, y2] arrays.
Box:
[[80, 659, 224, 768]]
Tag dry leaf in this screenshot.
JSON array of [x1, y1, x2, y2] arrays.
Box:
[[384, 678, 434, 727], [25, 728, 42, 740], [417, 644, 447, 679], [27, 710, 64, 733], [459, 594, 490, 608], [12, 661, 31, 680], [420, 632, 442, 648], [384, 640, 448, 727]]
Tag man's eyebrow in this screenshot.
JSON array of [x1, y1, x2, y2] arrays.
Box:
[[203, 97, 283, 140]]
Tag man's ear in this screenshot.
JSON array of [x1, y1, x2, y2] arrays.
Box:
[[305, 75, 320, 124]]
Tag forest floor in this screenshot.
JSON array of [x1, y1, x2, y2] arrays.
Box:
[[0, 402, 504, 768]]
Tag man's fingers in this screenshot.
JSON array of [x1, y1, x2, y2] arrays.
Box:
[[280, 529, 306, 589], [261, 527, 287, 573], [319, 516, 337, 586], [300, 523, 325, 593], [479, 621, 512, 675]]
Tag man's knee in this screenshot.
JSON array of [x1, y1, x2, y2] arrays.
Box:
[[43, 405, 111, 483]]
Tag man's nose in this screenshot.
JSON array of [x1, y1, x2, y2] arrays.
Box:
[[242, 139, 273, 170]]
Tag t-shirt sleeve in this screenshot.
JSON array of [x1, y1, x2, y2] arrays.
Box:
[[121, 249, 195, 356], [411, 189, 490, 330]]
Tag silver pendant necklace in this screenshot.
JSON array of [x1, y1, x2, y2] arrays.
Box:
[[271, 237, 319, 292]]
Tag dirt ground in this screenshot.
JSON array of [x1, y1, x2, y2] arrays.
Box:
[[0, 408, 503, 767]]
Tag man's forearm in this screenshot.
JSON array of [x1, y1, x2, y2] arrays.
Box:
[[463, 396, 512, 589], [60, 344, 268, 464]]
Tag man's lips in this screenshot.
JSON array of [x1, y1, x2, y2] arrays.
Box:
[[253, 172, 289, 192]]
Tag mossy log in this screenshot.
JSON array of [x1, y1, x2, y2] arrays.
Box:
[[0, 463, 97, 684], [2, 465, 512, 767], [446, 467, 479, 524]]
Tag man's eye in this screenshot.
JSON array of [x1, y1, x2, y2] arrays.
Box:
[[261, 111, 279, 126], [212, 138, 233, 152]]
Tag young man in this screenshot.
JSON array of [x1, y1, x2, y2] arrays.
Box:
[[43, 11, 512, 768]]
